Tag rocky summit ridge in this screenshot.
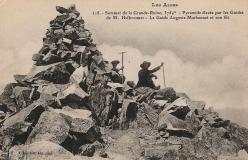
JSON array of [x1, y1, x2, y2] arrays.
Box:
[[0, 5, 248, 160]]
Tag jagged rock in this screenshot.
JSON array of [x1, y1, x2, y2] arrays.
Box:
[[42, 52, 61, 65], [2, 103, 45, 136], [78, 144, 95, 157], [0, 103, 8, 113], [37, 93, 58, 107], [70, 66, 88, 84], [37, 83, 71, 96], [56, 5, 80, 16], [0, 83, 21, 112], [136, 103, 160, 129], [89, 83, 119, 126], [37, 83, 60, 95], [32, 53, 44, 64], [2, 4, 248, 160], [38, 46, 50, 55], [149, 99, 168, 109], [157, 97, 202, 137], [119, 99, 138, 129], [136, 87, 156, 103], [57, 84, 88, 108], [9, 141, 73, 160], [54, 107, 96, 136], [26, 110, 70, 144], [195, 124, 243, 156], [158, 110, 200, 138], [224, 122, 248, 152], [188, 100, 206, 112], [13, 75, 29, 86], [201, 109, 229, 128], [11, 86, 38, 111], [1, 103, 45, 151], [24, 62, 71, 84], [135, 87, 154, 95], [53, 107, 102, 153], [165, 97, 191, 120], [107, 130, 143, 159], [154, 87, 177, 102]]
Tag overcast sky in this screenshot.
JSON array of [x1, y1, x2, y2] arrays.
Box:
[[0, 0, 248, 126]]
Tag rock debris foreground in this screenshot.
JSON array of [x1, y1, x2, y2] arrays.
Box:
[[0, 5, 248, 160]]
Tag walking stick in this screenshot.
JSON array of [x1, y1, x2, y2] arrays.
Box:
[[120, 52, 126, 84], [162, 64, 166, 88]]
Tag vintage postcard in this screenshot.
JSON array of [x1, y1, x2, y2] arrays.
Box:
[[0, 0, 247, 159]]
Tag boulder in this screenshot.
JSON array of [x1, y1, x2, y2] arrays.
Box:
[[119, 99, 138, 129], [9, 141, 73, 160], [37, 83, 60, 96], [201, 109, 229, 128], [89, 83, 119, 126], [57, 84, 89, 108], [2, 103, 45, 137], [13, 75, 29, 86], [54, 107, 102, 153], [196, 124, 242, 156], [149, 99, 168, 109], [158, 110, 200, 138], [2, 103, 45, 151], [24, 62, 71, 84], [165, 97, 191, 120], [136, 103, 160, 129], [54, 108, 96, 135], [70, 66, 88, 84], [135, 87, 154, 96], [0, 83, 21, 112], [26, 110, 70, 144], [32, 53, 44, 63], [154, 87, 177, 102], [36, 93, 58, 107], [188, 100, 206, 113], [42, 52, 61, 65], [135, 87, 156, 103], [11, 86, 37, 110], [224, 122, 248, 152], [38, 46, 50, 55]]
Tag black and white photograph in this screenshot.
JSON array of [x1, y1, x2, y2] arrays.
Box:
[[0, 0, 247, 159]]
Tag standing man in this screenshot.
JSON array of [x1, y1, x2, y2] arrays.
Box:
[[110, 60, 125, 83], [136, 61, 164, 89], [111, 60, 124, 73]]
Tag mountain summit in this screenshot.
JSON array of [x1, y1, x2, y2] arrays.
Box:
[[0, 5, 248, 160]]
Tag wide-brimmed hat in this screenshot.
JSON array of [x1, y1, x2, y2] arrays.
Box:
[[111, 60, 120, 65], [140, 61, 151, 68]]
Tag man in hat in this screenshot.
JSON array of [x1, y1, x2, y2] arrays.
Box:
[[136, 61, 164, 89], [110, 60, 125, 83], [111, 60, 124, 73]]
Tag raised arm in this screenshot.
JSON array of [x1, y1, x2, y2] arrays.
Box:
[[149, 62, 164, 73]]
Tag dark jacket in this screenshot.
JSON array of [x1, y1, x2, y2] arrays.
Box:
[[136, 66, 160, 89]]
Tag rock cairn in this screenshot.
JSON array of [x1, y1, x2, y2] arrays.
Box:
[[0, 5, 248, 160]]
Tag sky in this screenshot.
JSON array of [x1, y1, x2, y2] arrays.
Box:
[[0, 0, 248, 127]]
